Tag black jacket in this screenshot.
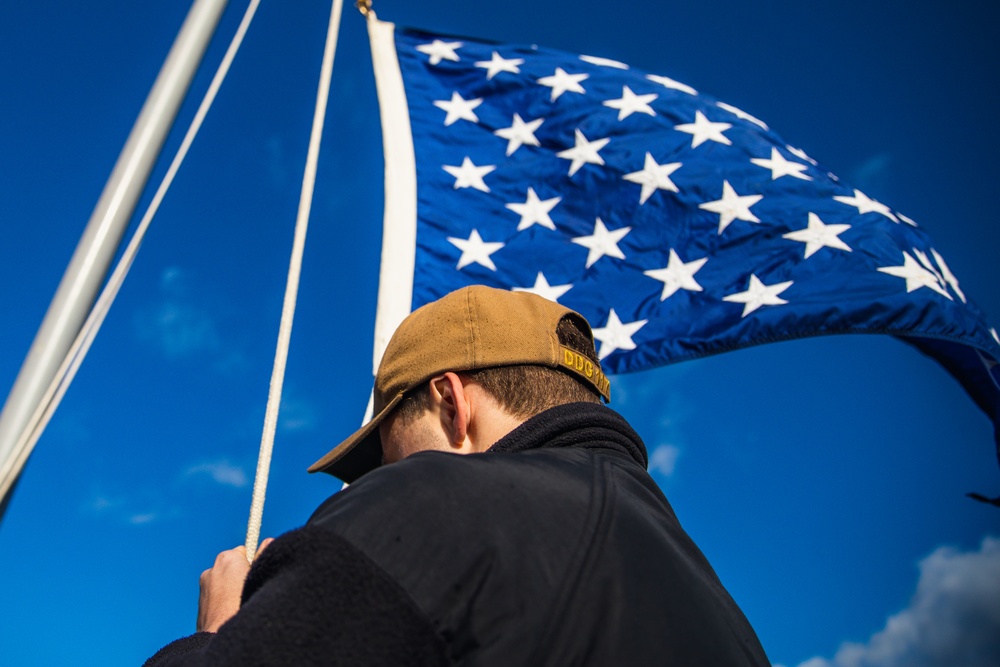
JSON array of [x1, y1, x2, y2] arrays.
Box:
[[145, 402, 768, 666]]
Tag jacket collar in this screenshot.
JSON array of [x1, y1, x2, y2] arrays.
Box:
[[486, 402, 648, 469]]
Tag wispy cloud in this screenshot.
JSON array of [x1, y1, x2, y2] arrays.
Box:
[[611, 371, 694, 479], [183, 460, 249, 488], [648, 444, 680, 477], [783, 536, 1000, 667], [133, 267, 221, 359], [83, 492, 124, 515], [278, 394, 318, 434], [81, 488, 169, 526]]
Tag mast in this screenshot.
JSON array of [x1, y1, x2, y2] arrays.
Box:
[[0, 0, 230, 517]]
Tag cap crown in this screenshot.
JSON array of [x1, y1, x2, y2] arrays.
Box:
[[375, 286, 571, 411]]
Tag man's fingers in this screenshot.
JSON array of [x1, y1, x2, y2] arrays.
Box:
[[197, 546, 254, 633], [256, 538, 275, 557]]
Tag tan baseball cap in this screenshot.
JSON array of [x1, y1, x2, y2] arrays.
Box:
[[308, 285, 611, 482]]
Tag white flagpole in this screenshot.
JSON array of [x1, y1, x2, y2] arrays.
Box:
[[0, 0, 229, 518]]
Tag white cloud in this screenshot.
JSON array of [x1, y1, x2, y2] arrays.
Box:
[[81, 488, 167, 526], [133, 267, 221, 358], [184, 460, 249, 488], [83, 493, 123, 515], [791, 536, 1000, 667], [134, 301, 220, 358], [648, 444, 680, 477], [278, 395, 318, 433]]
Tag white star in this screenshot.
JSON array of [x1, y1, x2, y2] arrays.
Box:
[[723, 274, 794, 317], [645, 74, 697, 95], [447, 229, 504, 271], [782, 213, 852, 259], [505, 187, 561, 231], [834, 189, 898, 222], [494, 114, 544, 156], [623, 153, 681, 205], [475, 51, 523, 79], [556, 129, 610, 177], [675, 110, 732, 148], [443, 157, 496, 192], [643, 249, 708, 300], [717, 101, 768, 130], [602, 86, 658, 120], [537, 67, 589, 101], [433, 92, 483, 126], [699, 180, 762, 234], [787, 145, 818, 165], [416, 40, 462, 65], [572, 217, 631, 268], [591, 309, 648, 359], [877, 251, 952, 298], [912, 248, 958, 301], [931, 248, 965, 302], [898, 213, 919, 227], [579, 54, 629, 69], [512, 273, 573, 303], [751, 147, 812, 181]]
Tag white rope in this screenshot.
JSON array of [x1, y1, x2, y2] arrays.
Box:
[[0, 0, 263, 502], [244, 0, 344, 562]]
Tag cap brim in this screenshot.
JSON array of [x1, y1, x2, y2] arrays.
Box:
[[307, 392, 406, 482]]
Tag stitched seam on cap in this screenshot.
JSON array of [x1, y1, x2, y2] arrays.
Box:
[[466, 287, 477, 367]]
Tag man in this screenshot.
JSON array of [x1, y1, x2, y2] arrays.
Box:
[[145, 285, 769, 666]]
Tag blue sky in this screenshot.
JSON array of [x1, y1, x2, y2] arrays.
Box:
[[1, 2, 998, 666]]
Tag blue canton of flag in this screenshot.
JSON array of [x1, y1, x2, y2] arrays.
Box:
[[366, 19, 1000, 448]]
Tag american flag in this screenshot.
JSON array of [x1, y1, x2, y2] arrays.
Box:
[[367, 19, 1000, 436]]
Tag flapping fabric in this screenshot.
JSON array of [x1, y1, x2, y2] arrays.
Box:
[[366, 16, 1000, 461]]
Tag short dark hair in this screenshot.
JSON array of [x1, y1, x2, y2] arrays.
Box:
[[395, 314, 601, 424]]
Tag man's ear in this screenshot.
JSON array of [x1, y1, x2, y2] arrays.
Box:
[[428, 372, 471, 448]]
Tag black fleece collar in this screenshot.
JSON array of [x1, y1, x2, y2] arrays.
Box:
[[486, 402, 648, 470]]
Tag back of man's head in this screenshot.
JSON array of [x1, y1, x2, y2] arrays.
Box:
[[396, 316, 601, 425], [308, 285, 610, 482]]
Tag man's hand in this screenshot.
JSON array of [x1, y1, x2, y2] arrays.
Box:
[[196, 538, 273, 633]]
